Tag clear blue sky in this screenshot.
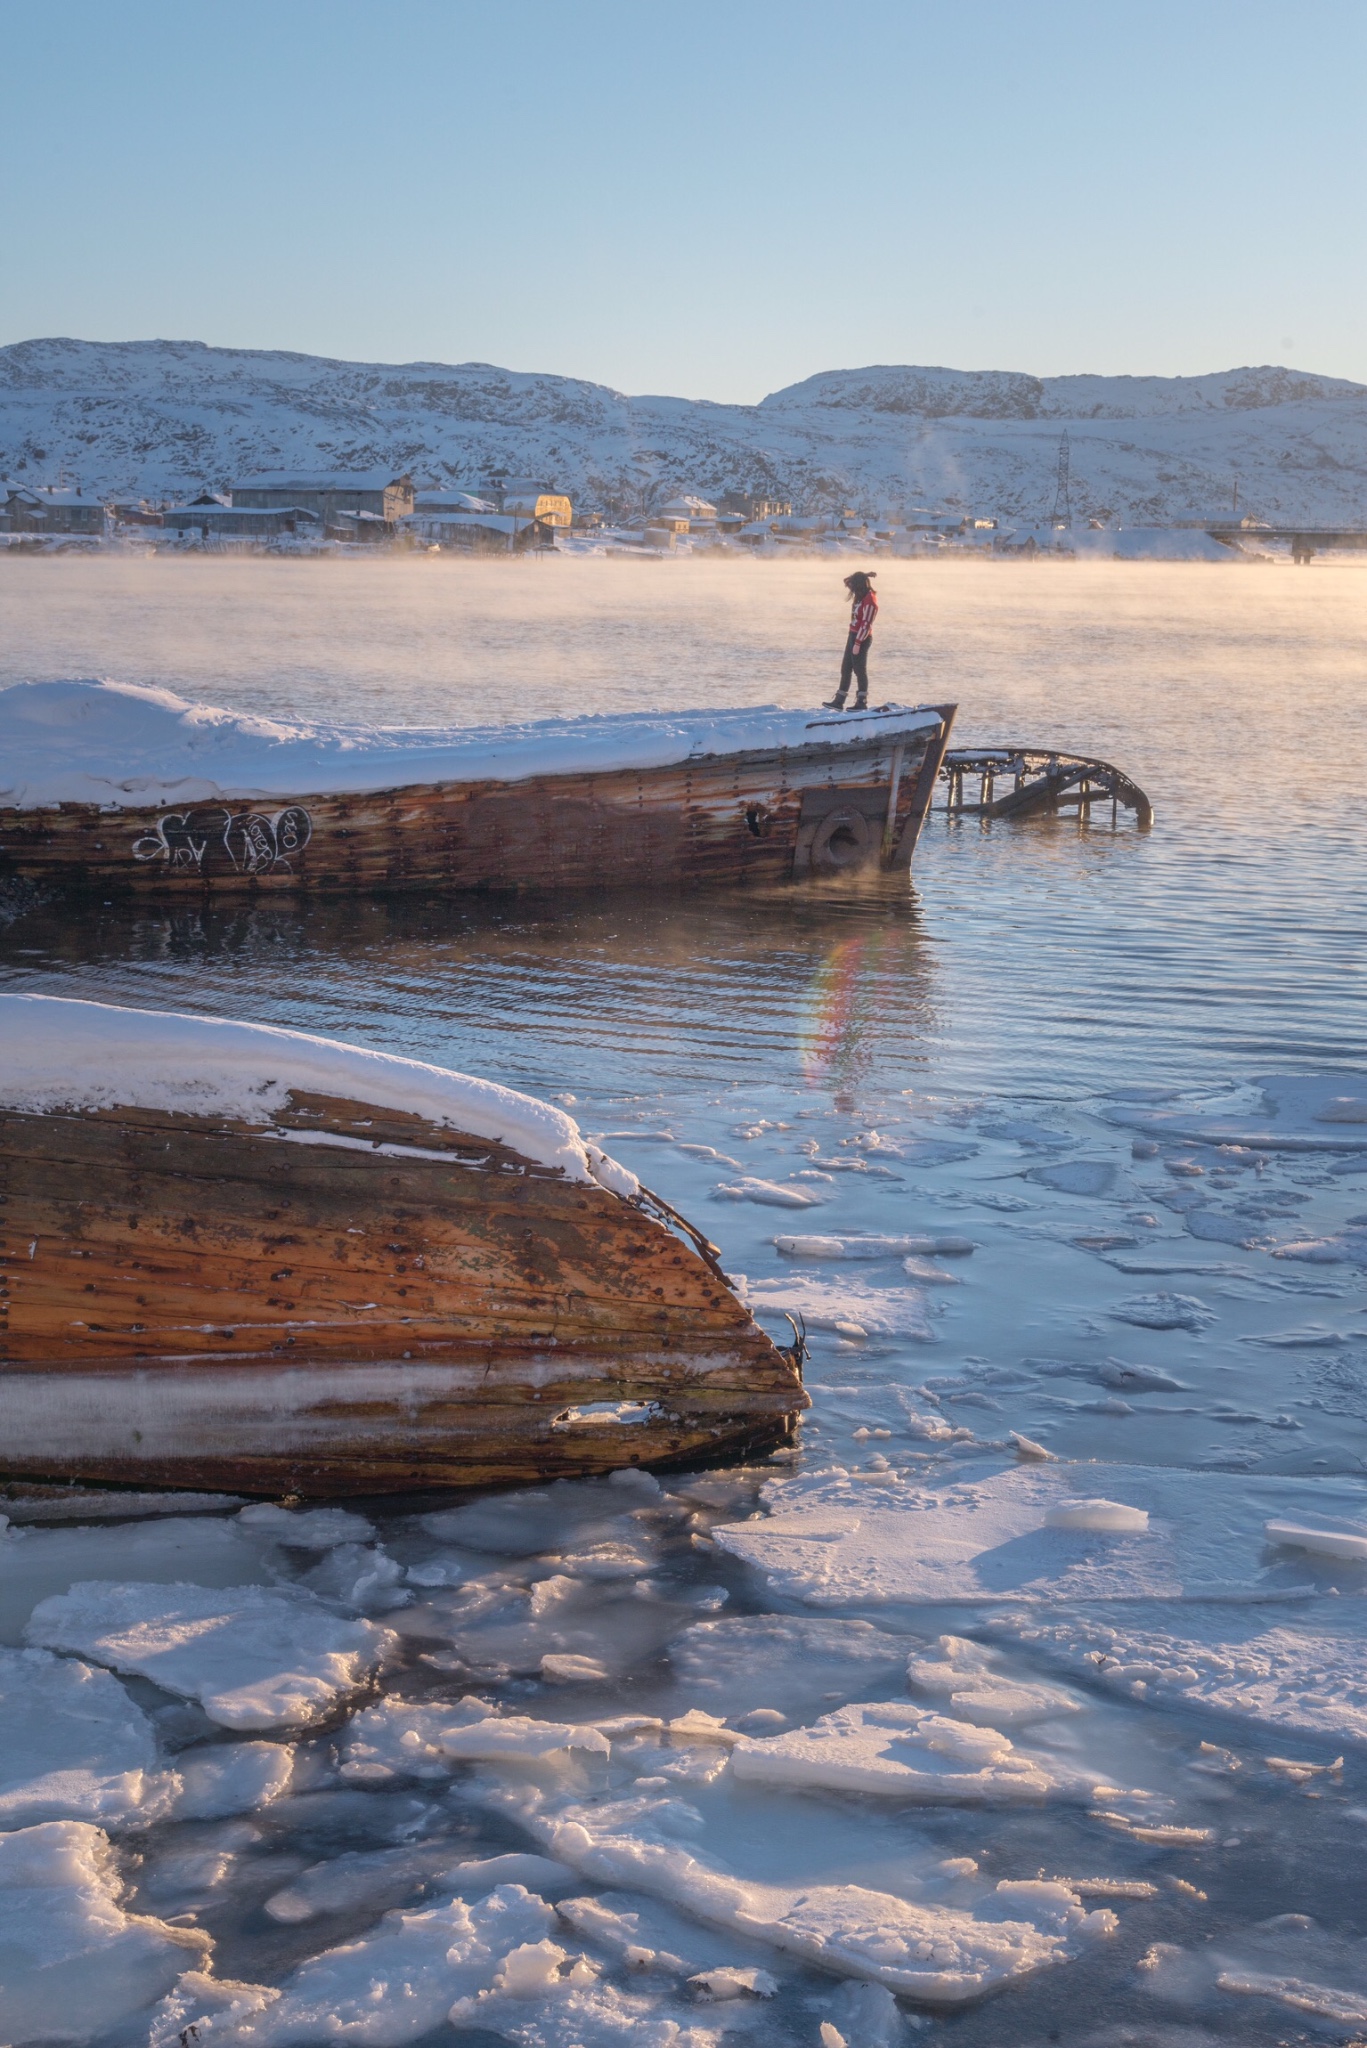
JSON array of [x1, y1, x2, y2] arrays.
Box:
[[6, 0, 1364, 400]]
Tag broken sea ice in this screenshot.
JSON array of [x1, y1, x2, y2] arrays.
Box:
[[26, 1581, 394, 1730]]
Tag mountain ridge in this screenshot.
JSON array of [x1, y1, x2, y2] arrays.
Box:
[[3, 337, 1366, 525]]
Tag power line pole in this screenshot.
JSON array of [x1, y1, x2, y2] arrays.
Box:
[[1049, 431, 1072, 528]]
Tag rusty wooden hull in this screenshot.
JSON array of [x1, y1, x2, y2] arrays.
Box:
[[0, 713, 954, 901], [0, 1092, 806, 1496]]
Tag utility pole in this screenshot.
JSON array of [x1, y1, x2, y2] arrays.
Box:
[[1049, 432, 1072, 528]]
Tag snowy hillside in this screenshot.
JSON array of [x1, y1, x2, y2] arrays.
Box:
[[3, 337, 1366, 525]]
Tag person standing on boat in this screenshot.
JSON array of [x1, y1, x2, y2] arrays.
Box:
[[825, 571, 877, 710]]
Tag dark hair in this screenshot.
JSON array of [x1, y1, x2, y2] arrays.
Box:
[[844, 571, 874, 595]]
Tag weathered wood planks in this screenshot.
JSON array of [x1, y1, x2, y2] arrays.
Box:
[[0, 1093, 806, 1494], [0, 724, 952, 900]]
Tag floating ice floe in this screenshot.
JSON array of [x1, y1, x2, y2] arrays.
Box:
[[1138, 1912, 1367, 2028], [906, 1635, 1081, 1726], [422, 1473, 665, 1557], [262, 1844, 548, 1925], [557, 1884, 782, 1990], [712, 1462, 1367, 1606], [1265, 1516, 1367, 1561], [299, 1542, 411, 1614], [26, 1582, 394, 1730], [236, 1505, 376, 1548], [991, 1601, 1367, 1743], [1244, 1320, 1351, 1347], [1106, 1074, 1367, 1154], [1108, 1292, 1215, 1332], [391, 1557, 687, 1683], [0, 1513, 284, 1645], [713, 1176, 827, 1207], [729, 1700, 1065, 1801], [0, 1646, 178, 1830], [339, 1695, 610, 1782], [668, 1614, 911, 1722], [151, 1883, 559, 2048], [1, 1822, 209, 2048], [775, 1232, 976, 1258], [1027, 1161, 1117, 1197], [738, 1274, 934, 1341], [903, 1255, 964, 1284], [172, 1741, 295, 1820], [482, 1787, 1117, 2003]]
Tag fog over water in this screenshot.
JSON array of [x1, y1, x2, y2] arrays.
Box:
[[3, 555, 1367, 2046]]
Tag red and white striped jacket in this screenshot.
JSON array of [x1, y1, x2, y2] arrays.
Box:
[[850, 588, 878, 644]]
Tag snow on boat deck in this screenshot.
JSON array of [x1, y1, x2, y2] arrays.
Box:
[[0, 994, 635, 1192], [0, 678, 943, 810]]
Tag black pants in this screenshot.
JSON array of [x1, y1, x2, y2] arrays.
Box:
[[833, 632, 870, 707]]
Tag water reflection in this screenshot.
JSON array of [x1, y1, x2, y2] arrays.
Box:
[[0, 879, 942, 1108]]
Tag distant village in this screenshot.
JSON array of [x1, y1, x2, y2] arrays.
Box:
[[0, 467, 1301, 562]]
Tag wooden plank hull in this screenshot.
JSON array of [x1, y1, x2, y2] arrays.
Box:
[[0, 1094, 806, 1496], [0, 717, 954, 901]]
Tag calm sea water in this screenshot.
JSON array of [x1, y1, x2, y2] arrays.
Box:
[[3, 555, 1367, 2045]]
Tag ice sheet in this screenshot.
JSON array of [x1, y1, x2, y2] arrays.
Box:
[[0, 994, 630, 1190], [235, 1505, 375, 1549], [26, 1581, 394, 1730], [422, 1475, 667, 1557], [340, 1693, 642, 1781], [1139, 1913, 1367, 2026], [740, 1274, 934, 1340], [0, 1822, 208, 2048], [0, 1513, 281, 1645], [712, 1463, 1367, 1606], [150, 1883, 558, 2046], [172, 1741, 295, 1819], [729, 1699, 1067, 1801], [0, 1647, 177, 1829], [1106, 1075, 1367, 1153], [0, 678, 940, 807], [667, 1614, 912, 1721], [775, 1232, 976, 1258], [905, 1635, 1082, 1726], [991, 1600, 1367, 1743], [713, 1176, 827, 1208], [491, 1787, 1116, 2003]]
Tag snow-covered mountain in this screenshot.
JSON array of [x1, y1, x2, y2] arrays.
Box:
[[3, 337, 1366, 525]]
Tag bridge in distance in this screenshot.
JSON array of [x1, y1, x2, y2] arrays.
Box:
[[1206, 524, 1367, 563]]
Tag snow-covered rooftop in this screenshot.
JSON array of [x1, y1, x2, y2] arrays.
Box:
[[233, 472, 408, 493]]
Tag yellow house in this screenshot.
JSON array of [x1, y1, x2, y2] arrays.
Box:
[[503, 490, 573, 528]]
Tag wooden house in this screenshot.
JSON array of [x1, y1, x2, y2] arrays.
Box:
[[231, 471, 415, 524]]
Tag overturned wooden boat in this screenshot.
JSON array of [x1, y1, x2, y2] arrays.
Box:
[[0, 680, 954, 900], [0, 996, 807, 1497]]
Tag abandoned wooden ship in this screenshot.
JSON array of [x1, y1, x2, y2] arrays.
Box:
[[0, 995, 808, 1497], [0, 679, 955, 899]]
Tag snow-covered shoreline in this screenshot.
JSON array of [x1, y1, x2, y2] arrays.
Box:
[[4, 338, 1367, 527]]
